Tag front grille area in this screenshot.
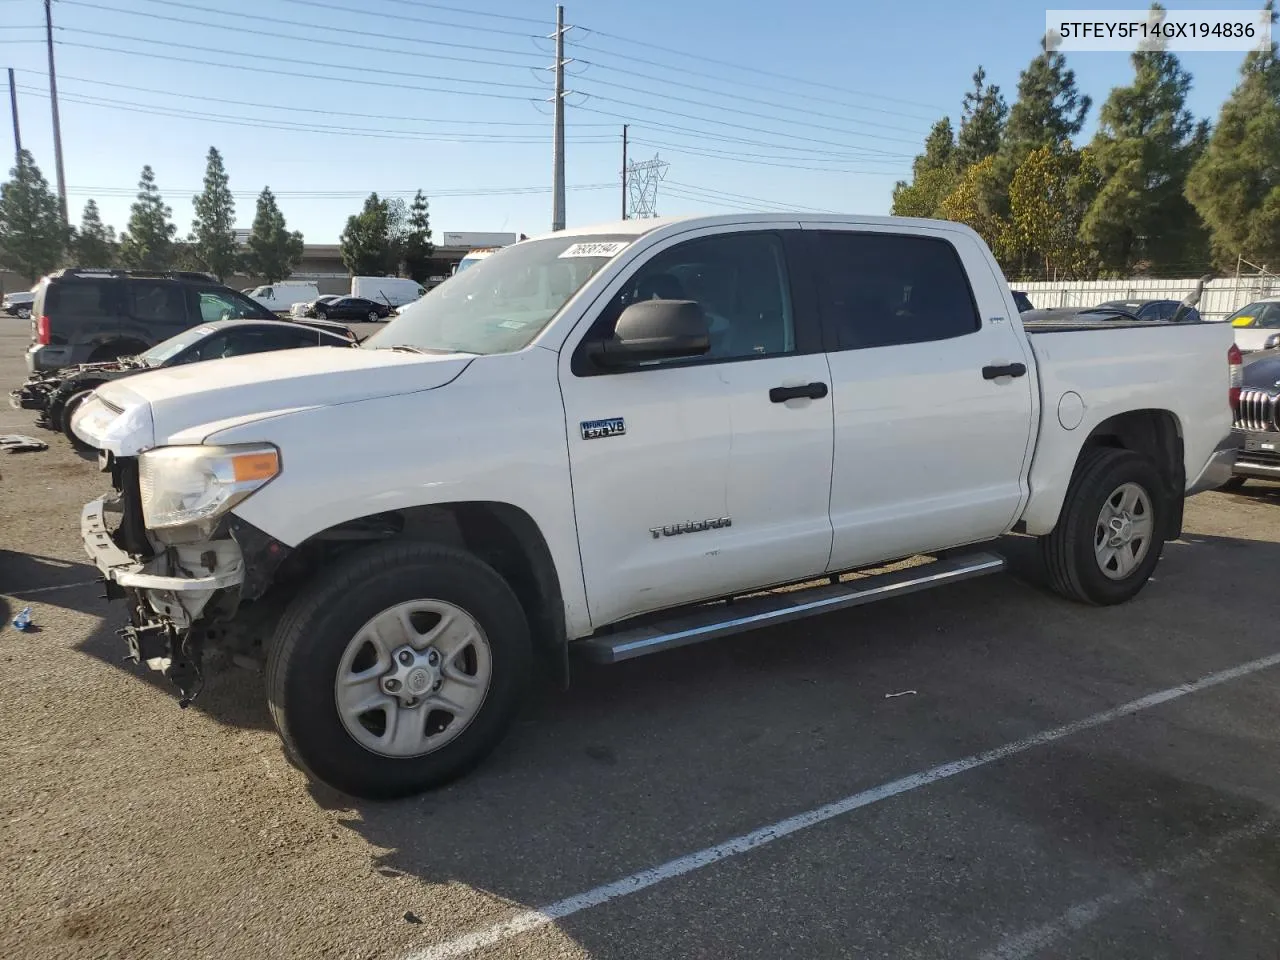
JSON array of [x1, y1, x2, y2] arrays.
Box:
[[1235, 389, 1280, 432], [1238, 446, 1280, 467]]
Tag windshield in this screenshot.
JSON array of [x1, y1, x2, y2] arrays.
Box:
[[363, 235, 633, 355], [140, 325, 217, 366], [1227, 302, 1280, 328]]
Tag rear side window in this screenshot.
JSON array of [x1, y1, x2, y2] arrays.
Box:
[[127, 281, 188, 323], [812, 231, 981, 349], [44, 279, 118, 322]]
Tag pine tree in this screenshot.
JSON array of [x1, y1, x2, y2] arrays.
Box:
[[340, 192, 395, 276], [915, 118, 956, 177], [243, 187, 303, 283], [891, 118, 958, 218], [1082, 6, 1209, 274], [118, 165, 176, 271], [1003, 41, 1091, 161], [955, 67, 1008, 169], [401, 190, 435, 283], [72, 199, 117, 268], [191, 147, 237, 280], [1186, 1, 1280, 270], [0, 150, 68, 283]]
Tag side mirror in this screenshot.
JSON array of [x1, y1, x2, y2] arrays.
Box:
[[588, 299, 711, 367]]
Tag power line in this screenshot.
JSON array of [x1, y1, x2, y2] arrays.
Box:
[[54, 39, 540, 102], [574, 28, 945, 112], [273, 0, 539, 39], [346, 0, 550, 26], [17, 84, 618, 144], [66, 183, 618, 199], [631, 139, 905, 175], [27, 72, 615, 127], [61, 0, 547, 70], [664, 181, 837, 214], [638, 138, 904, 168]]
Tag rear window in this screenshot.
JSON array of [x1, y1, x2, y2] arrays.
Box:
[[43, 279, 118, 324], [127, 280, 188, 323]]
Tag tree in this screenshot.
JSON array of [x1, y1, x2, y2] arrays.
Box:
[[937, 156, 1010, 257], [118, 165, 177, 270], [340, 192, 397, 276], [72, 199, 117, 268], [243, 187, 303, 283], [1186, 1, 1280, 270], [401, 190, 435, 283], [892, 118, 958, 218], [191, 146, 237, 280], [1003, 40, 1091, 162], [1006, 143, 1102, 279], [0, 150, 68, 282], [1082, 5, 1209, 274], [955, 67, 1008, 169]]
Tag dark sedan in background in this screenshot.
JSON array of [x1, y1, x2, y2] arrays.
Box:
[[306, 296, 393, 322], [1095, 298, 1203, 323]]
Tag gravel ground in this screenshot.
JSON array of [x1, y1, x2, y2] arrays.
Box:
[[3, 318, 1280, 960]]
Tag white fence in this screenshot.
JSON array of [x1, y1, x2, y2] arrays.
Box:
[[1015, 276, 1279, 320]]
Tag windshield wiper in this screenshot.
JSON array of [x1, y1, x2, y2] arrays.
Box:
[[380, 344, 478, 356], [384, 344, 429, 354]]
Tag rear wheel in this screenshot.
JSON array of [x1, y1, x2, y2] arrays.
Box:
[[1041, 448, 1167, 605], [60, 389, 98, 452], [367, 310, 379, 323], [266, 541, 532, 799]]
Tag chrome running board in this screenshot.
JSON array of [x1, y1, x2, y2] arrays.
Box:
[[576, 552, 1006, 664]]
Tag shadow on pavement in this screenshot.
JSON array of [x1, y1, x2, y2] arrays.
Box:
[[0, 549, 105, 617]]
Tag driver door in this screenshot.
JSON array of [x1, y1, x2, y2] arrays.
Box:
[[559, 225, 836, 628]]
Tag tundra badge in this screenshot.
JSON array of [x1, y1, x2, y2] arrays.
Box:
[[581, 417, 626, 440]]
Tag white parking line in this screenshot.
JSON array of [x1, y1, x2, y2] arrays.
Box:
[[1, 579, 98, 597], [978, 818, 1274, 960], [404, 650, 1280, 960]]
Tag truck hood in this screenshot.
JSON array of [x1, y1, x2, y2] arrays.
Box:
[[75, 346, 473, 454]]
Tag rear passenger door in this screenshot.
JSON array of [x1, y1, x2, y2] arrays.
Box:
[[122, 279, 192, 345], [800, 225, 1036, 571]]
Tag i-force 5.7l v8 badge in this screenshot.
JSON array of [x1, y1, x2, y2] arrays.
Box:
[[580, 417, 626, 440]]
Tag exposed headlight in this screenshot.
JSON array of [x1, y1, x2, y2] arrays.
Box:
[[1265, 333, 1280, 351], [138, 444, 281, 529]]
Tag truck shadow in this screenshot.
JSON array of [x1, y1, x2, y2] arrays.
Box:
[[0, 550, 104, 617], [296, 528, 1280, 955]]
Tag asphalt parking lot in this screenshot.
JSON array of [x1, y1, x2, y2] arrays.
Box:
[[3, 317, 1280, 960]]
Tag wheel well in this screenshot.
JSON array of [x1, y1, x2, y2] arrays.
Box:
[[288, 502, 568, 679], [1078, 409, 1185, 539]]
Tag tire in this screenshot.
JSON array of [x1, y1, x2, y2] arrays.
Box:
[[1218, 476, 1247, 492], [367, 310, 379, 323], [266, 541, 532, 799], [1040, 447, 1168, 606], [316, 309, 328, 320], [60, 389, 98, 452]]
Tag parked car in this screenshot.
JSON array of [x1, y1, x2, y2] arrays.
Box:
[[291, 294, 342, 318], [3, 290, 35, 318], [1011, 289, 1034, 312], [311, 296, 393, 322], [1223, 298, 1280, 352], [23, 268, 279, 374], [13, 316, 356, 450], [73, 214, 1235, 799], [1095, 298, 1203, 323], [246, 280, 320, 314], [350, 276, 426, 308], [1221, 344, 1280, 489]]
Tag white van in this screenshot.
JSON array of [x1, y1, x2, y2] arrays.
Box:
[[350, 276, 426, 308], [247, 281, 320, 314], [452, 248, 501, 276]]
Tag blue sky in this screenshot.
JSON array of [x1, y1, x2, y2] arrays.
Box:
[[0, 0, 1265, 242]]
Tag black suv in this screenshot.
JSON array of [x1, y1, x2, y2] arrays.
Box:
[[24, 268, 279, 373]]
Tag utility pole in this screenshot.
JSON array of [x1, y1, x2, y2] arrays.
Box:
[[7, 68, 20, 167], [550, 3, 566, 232], [621, 124, 628, 219], [45, 0, 68, 224]]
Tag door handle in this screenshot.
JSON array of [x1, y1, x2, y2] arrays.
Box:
[[769, 382, 829, 403], [982, 363, 1027, 380]]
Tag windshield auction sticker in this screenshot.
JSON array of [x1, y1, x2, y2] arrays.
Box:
[[559, 241, 631, 259], [1046, 9, 1272, 51]]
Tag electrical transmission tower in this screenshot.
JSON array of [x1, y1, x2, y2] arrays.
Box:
[[626, 155, 668, 219]]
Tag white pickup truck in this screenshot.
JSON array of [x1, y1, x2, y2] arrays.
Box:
[[72, 214, 1238, 799]]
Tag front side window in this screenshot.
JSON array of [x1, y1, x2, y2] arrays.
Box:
[[195, 288, 273, 323], [584, 231, 796, 364], [812, 231, 981, 350], [364, 234, 632, 355]]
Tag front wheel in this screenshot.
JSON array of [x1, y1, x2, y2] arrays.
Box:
[[1041, 448, 1168, 605], [316, 309, 328, 320], [266, 541, 532, 799], [367, 310, 379, 323]]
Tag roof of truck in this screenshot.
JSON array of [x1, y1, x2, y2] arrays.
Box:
[[522, 214, 982, 244]]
